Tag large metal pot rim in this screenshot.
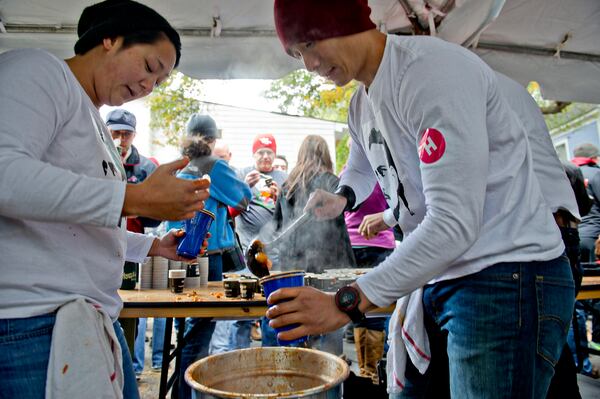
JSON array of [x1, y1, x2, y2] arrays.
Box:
[[184, 346, 349, 398]]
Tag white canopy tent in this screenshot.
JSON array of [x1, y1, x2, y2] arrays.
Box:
[[1, 0, 598, 103]]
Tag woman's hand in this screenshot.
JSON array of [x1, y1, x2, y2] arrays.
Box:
[[358, 212, 390, 239], [148, 229, 210, 262], [123, 157, 210, 221]]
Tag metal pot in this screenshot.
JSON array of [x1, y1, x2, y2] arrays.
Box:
[[185, 347, 349, 399]]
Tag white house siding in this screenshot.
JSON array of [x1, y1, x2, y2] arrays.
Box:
[[197, 102, 347, 171]]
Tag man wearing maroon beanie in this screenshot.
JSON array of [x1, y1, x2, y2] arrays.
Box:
[[267, 1, 574, 398]]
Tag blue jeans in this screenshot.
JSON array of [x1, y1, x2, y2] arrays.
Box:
[[392, 257, 574, 399], [210, 320, 254, 354], [133, 317, 166, 373], [179, 318, 216, 399], [0, 313, 139, 399], [208, 320, 233, 354], [568, 305, 594, 375]]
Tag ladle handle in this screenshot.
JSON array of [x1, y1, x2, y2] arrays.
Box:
[[269, 211, 312, 248]]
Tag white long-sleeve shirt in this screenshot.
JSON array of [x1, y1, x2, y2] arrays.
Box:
[[341, 36, 564, 307], [0, 49, 154, 320], [381, 71, 581, 226]]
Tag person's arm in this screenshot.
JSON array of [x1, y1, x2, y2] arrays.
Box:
[[304, 117, 377, 219], [356, 55, 491, 307], [121, 158, 210, 221], [210, 160, 252, 210], [566, 163, 592, 218], [125, 231, 156, 263], [358, 211, 392, 239], [0, 51, 125, 227], [338, 131, 378, 209]]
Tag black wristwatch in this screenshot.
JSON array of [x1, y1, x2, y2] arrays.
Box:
[[335, 285, 365, 323]]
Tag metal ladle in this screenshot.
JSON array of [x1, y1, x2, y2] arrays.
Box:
[[246, 211, 312, 278]]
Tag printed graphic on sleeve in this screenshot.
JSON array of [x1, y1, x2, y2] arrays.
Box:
[[368, 128, 414, 220], [418, 128, 446, 164]]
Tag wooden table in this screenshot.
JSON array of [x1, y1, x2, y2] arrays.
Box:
[[577, 276, 600, 300], [119, 282, 267, 319], [118, 277, 600, 399], [119, 282, 270, 399]]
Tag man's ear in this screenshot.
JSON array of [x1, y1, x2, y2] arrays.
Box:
[[102, 37, 118, 52]]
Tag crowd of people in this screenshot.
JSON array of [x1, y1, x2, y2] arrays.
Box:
[[1, 0, 599, 398]]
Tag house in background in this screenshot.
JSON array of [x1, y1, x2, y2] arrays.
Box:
[[150, 101, 348, 170], [550, 104, 600, 161]]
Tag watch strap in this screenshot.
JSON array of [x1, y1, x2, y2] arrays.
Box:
[[346, 304, 366, 324]]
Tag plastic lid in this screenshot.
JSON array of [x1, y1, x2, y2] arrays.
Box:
[[169, 270, 187, 278]]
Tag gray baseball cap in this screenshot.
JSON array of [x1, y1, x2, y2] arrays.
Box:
[[574, 143, 600, 158], [106, 109, 136, 132], [186, 114, 221, 139]]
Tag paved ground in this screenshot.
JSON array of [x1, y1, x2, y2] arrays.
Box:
[[136, 320, 600, 398]]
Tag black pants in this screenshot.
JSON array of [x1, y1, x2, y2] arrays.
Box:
[[547, 226, 582, 399]]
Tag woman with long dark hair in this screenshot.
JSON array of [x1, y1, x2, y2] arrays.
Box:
[[273, 135, 355, 273]]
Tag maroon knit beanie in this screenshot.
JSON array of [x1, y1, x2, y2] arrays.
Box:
[[274, 0, 376, 55]]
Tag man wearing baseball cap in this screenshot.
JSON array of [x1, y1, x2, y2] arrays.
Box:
[[266, 1, 573, 397], [213, 134, 288, 354], [235, 133, 287, 249], [105, 108, 165, 378], [106, 108, 156, 181]]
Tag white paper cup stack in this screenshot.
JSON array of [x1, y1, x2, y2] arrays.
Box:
[[152, 257, 169, 289], [184, 263, 200, 288], [198, 256, 209, 288], [184, 275, 200, 288], [139, 258, 153, 289], [169, 260, 184, 270]]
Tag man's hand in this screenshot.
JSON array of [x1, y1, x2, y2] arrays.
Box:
[[595, 235, 600, 259], [123, 158, 210, 221], [269, 181, 281, 203], [358, 212, 389, 239], [245, 170, 261, 188], [303, 189, 346, 220], [148, 229, 210, 261], [265, 286, 349, 341]]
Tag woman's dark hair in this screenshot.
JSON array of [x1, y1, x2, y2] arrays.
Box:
[[284, 135, 333, 200], [74, 0, 181, 67], [120, 31, 181, 68], [181, 136, 216, 160]]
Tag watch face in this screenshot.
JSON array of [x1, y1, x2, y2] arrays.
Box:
[[337, 286, 358, 311]]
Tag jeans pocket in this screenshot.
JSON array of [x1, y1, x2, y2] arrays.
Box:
[[536, 276, 575, 366]]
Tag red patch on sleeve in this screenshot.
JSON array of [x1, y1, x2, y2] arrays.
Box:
[[418, 128, 446, 164], [62, 364, 69, 374]]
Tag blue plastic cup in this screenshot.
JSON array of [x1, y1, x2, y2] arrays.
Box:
[[260, 271, 307, 346], [176, 209, 215, 259]]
